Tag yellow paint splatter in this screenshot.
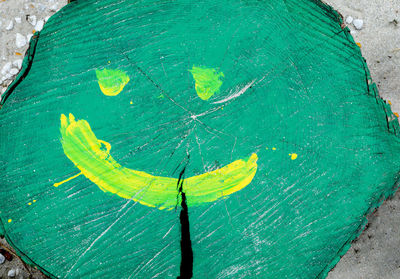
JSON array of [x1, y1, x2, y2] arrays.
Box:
[[388, 100, 392, 105], [8, 219, 12, 223], [289, 153, 298, 160], [33, 200, 36, 203], [28, 202, 32, 205], [15, 52, 22, 56], [130, 100, 133, 104], [395, 113, 399, 118], [356, 42, 362, 48], [272, 147, 276, 150], [54, 172, 82, 187]]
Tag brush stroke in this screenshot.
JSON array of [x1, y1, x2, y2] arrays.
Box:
[[189, 66, 224, 100], [95, 68, 130, 96], [56, 113, 258, 210], [213, 80, 256, 104]]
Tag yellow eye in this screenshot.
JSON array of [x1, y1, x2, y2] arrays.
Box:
[[95, 68, 130, 96], [189, 66, 224, 100]]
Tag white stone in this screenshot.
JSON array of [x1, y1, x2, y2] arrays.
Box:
[[345, 16, 353, 24], [4, 73, 12, 80], [27, 15, 37, 26], [16, 33, 27, 48], [353, 19, 364, 30], [8, 269, 16, 277], [13, 59, 22, 69], [15, 17, 21, 24], [35, 20, 44, 31], [0, 253, 5, 264], [10, 68, 19, 75], [50, 4, 59, 12], [5, 20, 14, 31], [27, 34, 33, 42], [1, 62, 12, 75], [38, 3, 46, 12]]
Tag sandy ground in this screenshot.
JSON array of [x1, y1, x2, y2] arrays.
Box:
[[0, 0, 399, 278]]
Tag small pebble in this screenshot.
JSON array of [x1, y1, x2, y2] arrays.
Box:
[[37, 3, 46, 12], [5, 20, 14, 31], [10, 68, 19, 75], [0, 249, 13, 261], [15, 17, 21, 24], [0, 253, 5, 264], [35, 20, 44, 31], [13, 59, 22, 69], [16, 33, 27, 48], [49, 4, 59, 12], [353, 19, 364, 30], [1, 62, 12, 75], [345, 16, 353, 24], [8, 269, 16, 278], [27, 15, 37, 26]]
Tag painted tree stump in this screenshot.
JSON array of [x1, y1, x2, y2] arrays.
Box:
[[1, 0, 400, 278]]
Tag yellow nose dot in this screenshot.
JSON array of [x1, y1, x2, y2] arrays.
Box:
[[272, 147, 276, 150], [8, 219, 12, 223], [290, 153, 298, 160]]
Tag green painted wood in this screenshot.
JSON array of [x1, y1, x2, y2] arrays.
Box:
[[1, 0, 400, 278]]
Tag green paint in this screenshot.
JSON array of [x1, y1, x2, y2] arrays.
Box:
[[189, 66, 224, 100], [95, 68, 130, 96], [58, 113, 258, 210], [1, 0, 400, 278]]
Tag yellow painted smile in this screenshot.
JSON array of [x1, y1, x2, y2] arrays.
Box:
[[55, 114, 258, 210]]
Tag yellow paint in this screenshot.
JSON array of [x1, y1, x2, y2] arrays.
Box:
[[8, 219, 12, 223], [272, 147, 276, 150], [388, 100, 392, 105], [33, 200, 36, 203], [95, 68, 130, 96], [130, 100, 133, 104], [58, 113, 258, 210], [54, 172, 82, 187], [356, 42, 361, 48], [28, 202, 32, 205], [189, 66, 224, 100], [290, 153, 298, 160], [15, 52, 22, 56], [395, 113, 399, 118]]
